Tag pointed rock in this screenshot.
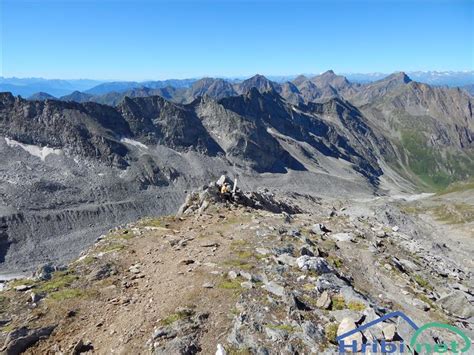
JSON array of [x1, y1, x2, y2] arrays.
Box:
[[336, 317, 362, 352]]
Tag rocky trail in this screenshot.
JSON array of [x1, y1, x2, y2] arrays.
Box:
[[0, 179, 472, 354]]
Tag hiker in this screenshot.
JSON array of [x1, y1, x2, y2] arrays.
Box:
[[220, 182, 232, 200]]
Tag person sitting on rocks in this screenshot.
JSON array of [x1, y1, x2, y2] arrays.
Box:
[[220, 183, 232, 200]]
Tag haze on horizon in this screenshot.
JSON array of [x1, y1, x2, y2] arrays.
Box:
[[1, 0, 473, 81]]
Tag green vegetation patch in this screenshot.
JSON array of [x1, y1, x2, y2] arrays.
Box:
[[218, 278, 243, 290], [0, 295, 10, 313], [0, 323, 16, 333], [223, 259, 253, 270], [412, 274, 433, 290], [109, 230, 134, 240], [325, 322, 339, 344], [8, 278, 36, 288], [97, 243, 125, 253], [38, 271, 78, 293], [80, 256, 97, 265], [331, 295, 346, 310], [138, 215, 176, 228], [400, 131, 474, 190], [347, 300, 366, 311], [401, 131, 451, 190], [48, 288, 86, 301], [266, 323, 296, 332], [437, 179, 474, 195], [327, 255, 343, 268], [431, 203, 474, 224], [160, 308, 194, 326], [225, 346, 252, 355]]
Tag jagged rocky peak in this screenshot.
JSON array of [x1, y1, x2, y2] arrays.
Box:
[[188, 77, 237, 100], [237, 74, 278, 94], [118, 94, 173, 118], [319, 69, 336, 77], [219, 86, 285, 117], [292, 74, 309, 86], [0, 92, 16, 106], [118, 95, 223, 154], [311, 70, 351, 89], [378, 71, 412, 84]]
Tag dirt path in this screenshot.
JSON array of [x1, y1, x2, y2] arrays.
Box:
[[22, 209, 255, 354]]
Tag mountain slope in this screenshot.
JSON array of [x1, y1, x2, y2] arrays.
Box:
[[0, 93, 132, 167], [359, 80, 474, 188]]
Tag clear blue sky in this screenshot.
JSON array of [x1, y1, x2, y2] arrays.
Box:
[[1, 0, 473, 80]]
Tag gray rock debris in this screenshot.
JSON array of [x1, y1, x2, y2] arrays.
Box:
[[296, 256, 332, 274], [2, 325, 56, 355], [310, 223, 331, 235], [315, 273, 349, 292], [264, 281, 286, 297], [299, 321, 324, 349], [150, 309, 209, 355], [316, 290, 332, 309]]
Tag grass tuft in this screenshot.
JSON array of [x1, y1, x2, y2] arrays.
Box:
[[48, 288, 86, 301], [38, 271, 77, 293], [218, 278, 242, 290], [0, 295, 9, 313], [331, 295, 346, 310], [160, 309, 194, 326], [327, 255, 343, 268], [413, 274, 433, 290], [325, 322, 339, 344], [347, 300, 366, 311], [266, 324, 296, 332]]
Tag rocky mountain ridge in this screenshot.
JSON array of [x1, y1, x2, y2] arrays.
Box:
[[0, 70, 473, 275]]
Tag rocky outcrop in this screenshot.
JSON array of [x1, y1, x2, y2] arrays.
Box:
[[2, 325, 56, 354], [177, 175, 302, 216]]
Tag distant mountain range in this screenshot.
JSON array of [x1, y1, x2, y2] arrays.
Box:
[[1, 71, 472, 98], [343, 71, 474, 86], [0, 78, 103, 97]]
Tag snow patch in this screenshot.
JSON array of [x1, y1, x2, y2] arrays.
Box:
[[4, 137, 62, 161], [120, 138, 148, 150]]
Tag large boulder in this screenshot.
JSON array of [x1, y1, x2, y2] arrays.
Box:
[[216, 175, 233, 187], [296, 256, 332, 274], [3, 325, 56, 355], [438, 290, 474, 319]]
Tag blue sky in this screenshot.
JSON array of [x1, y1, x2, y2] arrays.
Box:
[[1, 0, 473, 80]]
